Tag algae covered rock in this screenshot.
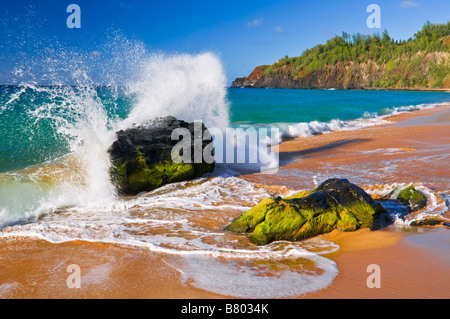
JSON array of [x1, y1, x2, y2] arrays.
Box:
[[226, 178, 388, 245], [108, 116, 214, 195], [386, 185, 427, 211]]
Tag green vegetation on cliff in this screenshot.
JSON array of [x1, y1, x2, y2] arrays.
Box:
[[234, 21, 450, 89]]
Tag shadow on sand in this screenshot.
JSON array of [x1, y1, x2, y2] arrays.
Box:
[[278, 138, 371, 166]]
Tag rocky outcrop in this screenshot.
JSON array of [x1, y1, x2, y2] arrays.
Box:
[[226, 178, 389, 245], [108, 116, 214, 195], [231, 63, 380, 89], [231, 52, 450, 90], [231, 65, 267, 88]]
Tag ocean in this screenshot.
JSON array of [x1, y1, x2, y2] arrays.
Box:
[[0, 53, 449, 298], [228, 87, 450, 136]]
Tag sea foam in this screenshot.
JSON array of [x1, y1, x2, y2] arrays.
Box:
[[0, 36, 341, 298], [277, 102, 448, 143]]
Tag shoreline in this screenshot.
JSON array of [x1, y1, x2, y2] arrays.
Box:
[[1, 103, 449, 299], [246, 103, 450, 193], [228, 86, 450, 93], [245, 102, 450, 298], [0, 237, 229, 299]]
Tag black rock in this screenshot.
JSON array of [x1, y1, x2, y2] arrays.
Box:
[[108, 116, 215, 195]]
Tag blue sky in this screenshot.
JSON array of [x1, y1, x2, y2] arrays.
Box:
[[0, 0, 449, 85]]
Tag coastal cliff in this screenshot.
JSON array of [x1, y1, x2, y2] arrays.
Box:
[[232, 22, 450, 90]]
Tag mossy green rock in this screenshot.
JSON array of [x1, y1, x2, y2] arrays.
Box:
[[108, 116, 214, 195], [226, 178, 388, 245], [396, 186, 427, 211], [386, 185, 427, 211]]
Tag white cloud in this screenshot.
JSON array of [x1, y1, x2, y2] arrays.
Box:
[[90, 50, 101, 57], [399, 1, 420, 8], [274, 26, 283, 33], [116, 1, 134, 8], [247, 18, 264, 28]]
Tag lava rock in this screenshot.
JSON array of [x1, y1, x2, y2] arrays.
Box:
[[108, 116, 214, 195]]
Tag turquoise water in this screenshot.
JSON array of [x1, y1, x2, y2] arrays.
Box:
[[1, 85, 449, 173], [228, 88, 450, 124], [0, 85, 133, 173]]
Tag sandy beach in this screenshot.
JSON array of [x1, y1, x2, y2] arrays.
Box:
[[247, 103, 450, 299], [1, 104, 449, 299], [1, 0, 449, 305]]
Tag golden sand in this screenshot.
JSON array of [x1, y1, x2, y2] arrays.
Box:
[[0, 238, 228, 299]]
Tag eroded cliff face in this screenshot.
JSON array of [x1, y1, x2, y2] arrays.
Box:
[[232, 51, 450, 90], [231, 65, 267, 88]]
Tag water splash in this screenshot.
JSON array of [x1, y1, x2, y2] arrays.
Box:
[[0, 34, 230, 225], [121, 53, 230, 131]]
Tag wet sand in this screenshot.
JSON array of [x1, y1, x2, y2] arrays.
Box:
[[302, 227, 450, 299], [247, 103, 450, 299], [1, 104, 449, 299], [0, 237, 227, 299]]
